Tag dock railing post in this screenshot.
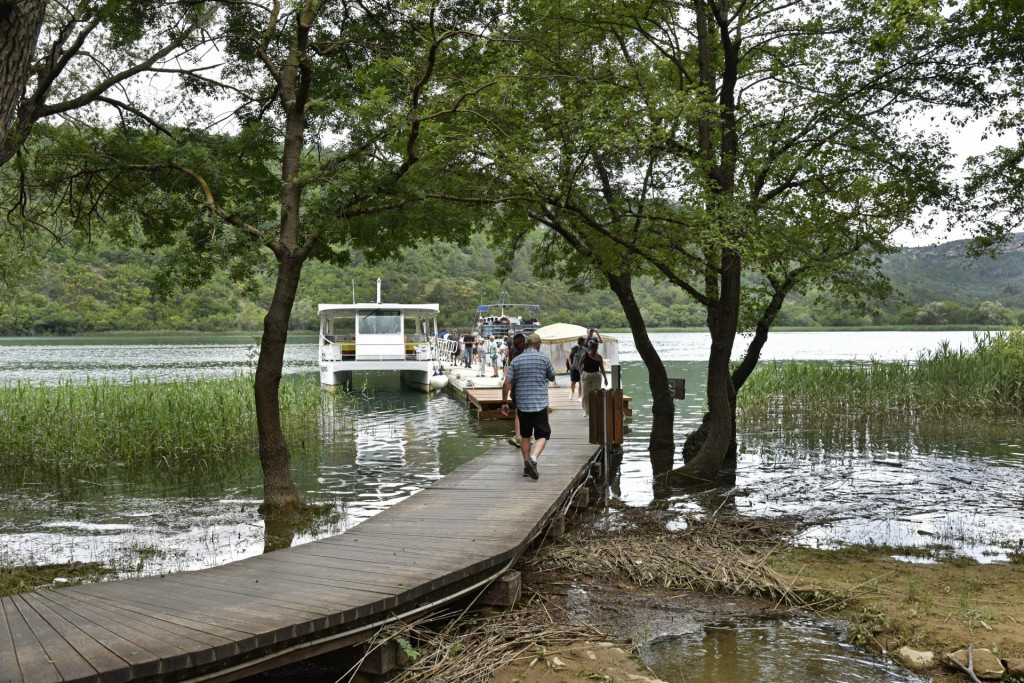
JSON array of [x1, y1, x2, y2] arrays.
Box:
[[605, 365, 621, 507]]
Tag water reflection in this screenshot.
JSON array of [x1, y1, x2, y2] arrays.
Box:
[[0, 331, 1018, 576], [644, 615, 925, 682], [616, 359, 1024, 562], [0, 372, 501, 575], [0, 334, 317, 385]]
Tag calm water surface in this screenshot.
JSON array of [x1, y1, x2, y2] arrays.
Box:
[[2, 329, 1016, 571], [611, 331, 1023, 563], [0, 330, 1013, 682]]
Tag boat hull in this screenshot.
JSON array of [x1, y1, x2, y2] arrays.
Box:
[[400, 369, 449, 393], [320, 360, 447, 393]]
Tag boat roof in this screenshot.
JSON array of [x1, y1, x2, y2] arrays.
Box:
[[476, 304, 540, 312], [318, 303, 440, 316]]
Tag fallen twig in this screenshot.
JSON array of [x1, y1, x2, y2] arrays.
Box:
[[947, 645, 983, 683]]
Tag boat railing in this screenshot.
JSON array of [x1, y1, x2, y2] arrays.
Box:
[[435, 336, 460, 365], [320, 337, 434, 363]]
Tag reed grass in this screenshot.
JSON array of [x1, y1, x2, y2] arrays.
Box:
[[739, 329, 1024, 418], [0, 374, 329, 492]]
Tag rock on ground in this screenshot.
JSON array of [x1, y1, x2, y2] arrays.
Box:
[[1004, 657, 1024, 677], [897, 646, 935, 670], [947, 648, 1005, 680]]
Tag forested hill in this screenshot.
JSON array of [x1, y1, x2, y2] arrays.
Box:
[[882, 236, 1024, 308], [1, 234, 1021, 336]]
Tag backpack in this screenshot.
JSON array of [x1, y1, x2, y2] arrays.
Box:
[[490, 343, 498, 358]]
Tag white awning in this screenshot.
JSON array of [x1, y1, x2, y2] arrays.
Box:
[[533, 323, 616, 344]]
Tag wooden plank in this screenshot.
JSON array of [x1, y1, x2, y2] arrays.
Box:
[[49, 591, 236, 666], [37, 590, 197, 672], [2, 596, 61, 683], [0, 595, 21, 683], [41, 589, 255, 654], [154, 567, 394, 614], [10, 595, 99, 683], [73, 577, 332, 636], [172, 562, 394, 614], [251, 547, 493, 599], [21, 593, 133, 683], [257, 544, 462, 579], [27, 594, 162, 680], [61, 589, 293, 651]]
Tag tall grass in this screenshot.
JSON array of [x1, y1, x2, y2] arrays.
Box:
[[0, 374, 329, 492], [740, 329, 1024, 419]]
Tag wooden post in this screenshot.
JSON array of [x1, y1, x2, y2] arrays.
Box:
[[588, 390, 605, 444], [478, 570, 521, 607], [361, 641, 399, 676], [547, 514, 565, 538]]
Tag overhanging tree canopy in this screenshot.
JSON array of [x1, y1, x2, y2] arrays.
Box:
[[14, 0, 500, 521], [469, 0, 953, 482]]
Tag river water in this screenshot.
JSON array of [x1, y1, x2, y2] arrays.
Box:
[[1, 329, 1018, 682]]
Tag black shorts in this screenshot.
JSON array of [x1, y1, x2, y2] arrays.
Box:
[[517, 409, 551, 440], [570, 368, 581, 382]]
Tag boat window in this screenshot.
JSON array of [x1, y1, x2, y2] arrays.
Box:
[[358, 311, 401, 335], [328, 317, 355, 336]]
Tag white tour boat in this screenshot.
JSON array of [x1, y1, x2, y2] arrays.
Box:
[[318, 280, 449, 392], [475, 291, 542, 339]]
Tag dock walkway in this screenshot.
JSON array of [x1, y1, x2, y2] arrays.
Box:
[[1, 390, 597, 683]]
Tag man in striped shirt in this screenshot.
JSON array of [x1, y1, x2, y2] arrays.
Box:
[[501, 333, 555, 480]]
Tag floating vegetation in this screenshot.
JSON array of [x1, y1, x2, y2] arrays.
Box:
[[0, 374, 333, 493], [739, 328, 1024, 419], [527, 512, 803, 607], [0, 562, 114, 597]]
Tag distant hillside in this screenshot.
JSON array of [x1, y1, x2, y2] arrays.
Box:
[[0, 233, 1021, 336], [882, 234, 1024, 309]]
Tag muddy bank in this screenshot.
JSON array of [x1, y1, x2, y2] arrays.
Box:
[[444, 505, 1024, 682], [769, 545, 1024, 681]]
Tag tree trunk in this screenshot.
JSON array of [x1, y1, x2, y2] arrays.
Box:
[[606, 271, 675, 476], [681, 283, 789, 464], [255, 253, 305, 519], [254, 6, 314, 521], [0, 0, 45, 150], [669, 1, 742, 486], [669, 249, 741, 485]]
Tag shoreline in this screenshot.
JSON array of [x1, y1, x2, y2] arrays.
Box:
[[408, 505, 1024, 683], [0, 325, 1012, 342]]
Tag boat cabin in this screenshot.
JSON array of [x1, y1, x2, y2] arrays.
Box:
[[319, 303, 439, 362]]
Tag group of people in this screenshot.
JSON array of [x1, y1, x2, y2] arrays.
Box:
[[444, 329, 506, 377], [499, 327, 607, 482], [438, 326, 608, 482]]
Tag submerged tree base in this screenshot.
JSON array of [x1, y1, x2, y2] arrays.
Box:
[[260, 501, 338, 553]]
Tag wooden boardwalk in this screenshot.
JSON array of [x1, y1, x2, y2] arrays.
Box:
[[1, 390, 598, 683], [465, 387, 632, 419]]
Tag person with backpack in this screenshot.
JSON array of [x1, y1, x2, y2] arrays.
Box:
[[567, 336, 587, 399]]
